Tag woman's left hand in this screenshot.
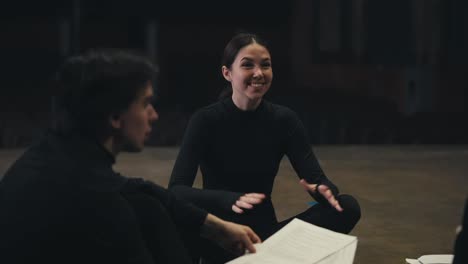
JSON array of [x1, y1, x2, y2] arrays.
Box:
[[232, 193, 266, 214], [299, 179, 343, 212]]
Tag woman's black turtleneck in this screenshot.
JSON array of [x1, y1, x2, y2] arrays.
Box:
[[169, 97, 338, 237]]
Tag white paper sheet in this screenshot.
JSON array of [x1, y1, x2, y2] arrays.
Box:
[[405, 254, 454, 264], [227, 218, 357, 264]]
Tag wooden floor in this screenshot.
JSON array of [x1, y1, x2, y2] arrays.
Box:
[[1, 145, 467, 264]]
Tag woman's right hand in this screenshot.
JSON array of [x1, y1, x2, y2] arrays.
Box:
[[232, 193, 266, 214]]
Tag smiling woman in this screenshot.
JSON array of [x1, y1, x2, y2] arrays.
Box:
[[168, 32, 361, 263], [221, 40, 273, 110]]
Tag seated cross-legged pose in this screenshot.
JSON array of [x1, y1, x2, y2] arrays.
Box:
[[169, 32, 361, 263]]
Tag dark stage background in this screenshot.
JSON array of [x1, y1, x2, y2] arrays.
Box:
[[1, 0, 467, 148]]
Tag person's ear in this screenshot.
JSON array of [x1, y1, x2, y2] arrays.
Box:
[[109, 114, 122, 129], [222, 66, 231, 82]]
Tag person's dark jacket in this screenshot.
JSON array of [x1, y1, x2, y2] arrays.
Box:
[[0, 130, 207, 264]]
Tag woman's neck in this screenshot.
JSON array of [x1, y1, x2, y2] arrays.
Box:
[[231, 94, 262, 111]]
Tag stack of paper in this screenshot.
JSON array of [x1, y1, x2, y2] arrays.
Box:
[[227, 218, 357, 264]]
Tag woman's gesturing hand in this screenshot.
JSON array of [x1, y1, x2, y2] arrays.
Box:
[[299, 179, 343, 212], [232, 193, 266, 214]]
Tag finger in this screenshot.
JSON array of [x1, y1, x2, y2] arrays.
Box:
[[232, 205, 244, 214], [319, 186, 334, 201], [319, 186, 332, 198], [299, 179, 318, 192], [328, 197, 343, 212], [321, 189, 343, 212], [317, 185, 343, 212], [230, 242, 244, 256], [327, 194, 337, 206], [243, 234, 257, 254], [329, 198, 343, 212], [236, 200, 253, 209], [247, 228, 262, 244], [245, 193, 266, 199], [335, 202, 344, 212], [299, 178, 312, 188], [239, 196, 263, 204]]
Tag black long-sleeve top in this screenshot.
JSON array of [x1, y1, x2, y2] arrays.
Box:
[[169, 97, 338, 237], [0, 130, 206, 264]]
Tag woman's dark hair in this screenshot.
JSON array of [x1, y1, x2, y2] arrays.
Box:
[[222, 32, 269, 69], [219, 32, 270, 99], [54, 49, 157, 136]]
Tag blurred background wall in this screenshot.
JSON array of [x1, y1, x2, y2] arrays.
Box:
[[1, 0, 467, 148]]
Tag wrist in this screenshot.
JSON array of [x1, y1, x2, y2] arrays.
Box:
[[201, 214, 225, 240]]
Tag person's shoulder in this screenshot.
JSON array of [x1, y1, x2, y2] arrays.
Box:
[[1, 135, 64, 183]]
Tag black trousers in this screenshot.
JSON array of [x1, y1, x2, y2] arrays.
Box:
[[198, 194, 361, 264], [276, 194, 361, 234]]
